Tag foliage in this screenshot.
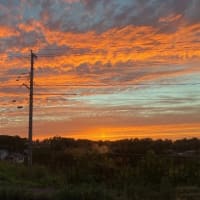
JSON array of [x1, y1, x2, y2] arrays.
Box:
[[1, 136, 200, 199]]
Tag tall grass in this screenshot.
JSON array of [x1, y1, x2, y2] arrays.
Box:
[[0, 161, 63, 187]]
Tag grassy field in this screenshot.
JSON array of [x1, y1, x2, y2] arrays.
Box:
[[1, 137, 200, 199], [0, 161, 126, 200], [0, 161, 200, 200]]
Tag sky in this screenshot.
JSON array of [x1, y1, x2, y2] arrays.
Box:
[[0, 0, 200, 140]]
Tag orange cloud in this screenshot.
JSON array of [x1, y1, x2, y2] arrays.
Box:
[[0, 25, 19, 38], [0, 20, 199, 73], [159, 14, 182, 23], [4, 20, 197, 77], [1, 19, 200, 140]]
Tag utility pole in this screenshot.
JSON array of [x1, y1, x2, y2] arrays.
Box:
[[28, 50, 37, 167]]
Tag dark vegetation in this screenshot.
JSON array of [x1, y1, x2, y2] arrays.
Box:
[[1, 135, 200, 199]]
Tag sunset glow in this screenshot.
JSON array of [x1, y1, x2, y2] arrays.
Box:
[[0, 0, 200, 140]]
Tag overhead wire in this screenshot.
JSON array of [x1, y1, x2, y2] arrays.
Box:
[[35, 83, 200, 87], [34, 93, 77, 96]]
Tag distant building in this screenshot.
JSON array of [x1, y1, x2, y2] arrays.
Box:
[[0, 150, 24, 164], [7, 153, 25, 164], [0, 149, 9, 160]]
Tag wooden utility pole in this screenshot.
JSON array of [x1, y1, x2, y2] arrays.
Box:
[[28, 50, 37, 167]]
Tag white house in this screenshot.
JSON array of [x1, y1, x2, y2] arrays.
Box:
[[7, 153, 25, 164], [0, 150, 9, 160]]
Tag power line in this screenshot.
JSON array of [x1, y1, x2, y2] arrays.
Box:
[[34, 93, 77, 96], [37, 98, 200, 101], [67, 98, 200, 101], [35, 83, 200, 87], [32, 96, 200, 101], [1, 95, 200, 101], [1, 82, 200, 88]]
